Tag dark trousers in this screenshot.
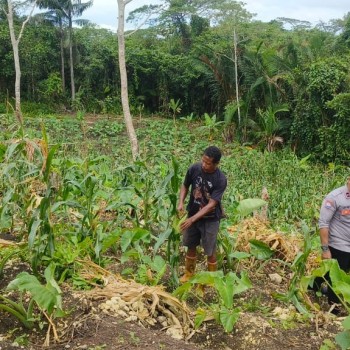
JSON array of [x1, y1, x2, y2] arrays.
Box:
[[314, 246, 350, 305]]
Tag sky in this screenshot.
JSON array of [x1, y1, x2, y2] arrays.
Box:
[[83, 0, 349, 31]]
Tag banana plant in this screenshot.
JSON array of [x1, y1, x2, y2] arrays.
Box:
[[168, 98, 182, 123], [198, 113, 224, 140]]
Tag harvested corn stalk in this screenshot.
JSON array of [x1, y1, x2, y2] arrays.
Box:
[[228, 217, 320, 273], [0, 238, 16, 247], [229, 217, 302, 262], [77, 259, 194, 340]]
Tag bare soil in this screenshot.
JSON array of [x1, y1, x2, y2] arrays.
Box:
[[0, 254, 343, 350]]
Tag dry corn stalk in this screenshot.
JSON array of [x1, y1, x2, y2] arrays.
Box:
[[0, 238, 16, 247], [229, 217, 302, 262], [228, 217, 321, 272], [76, 259, 194, 340]]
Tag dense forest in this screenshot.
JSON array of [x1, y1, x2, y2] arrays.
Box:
[[1, 1, 350, 163], [3, 2, 350, 348]]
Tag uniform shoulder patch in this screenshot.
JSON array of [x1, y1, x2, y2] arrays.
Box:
[[324, 199, 334, 209]]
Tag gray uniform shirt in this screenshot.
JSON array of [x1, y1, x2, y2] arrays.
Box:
[[319, 185, 350, 252]]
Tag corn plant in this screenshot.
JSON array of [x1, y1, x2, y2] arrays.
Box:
[[0, 245, 26, 278], [152, 157, 182, 286]]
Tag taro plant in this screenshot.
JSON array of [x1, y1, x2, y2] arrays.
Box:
[[299, 258, 350, 349], [301, 258, 350, 314], [174, 270, 252, 332], [335, 316, 350, 350], [0, 263, 64, 335]]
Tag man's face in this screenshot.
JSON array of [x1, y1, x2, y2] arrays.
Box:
[[201, 155, 218, 173]]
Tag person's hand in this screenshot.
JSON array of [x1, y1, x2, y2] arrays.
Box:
[[180, 217, 193, 231], [177, 202, 184, 213], [321, 250, 332, 260]]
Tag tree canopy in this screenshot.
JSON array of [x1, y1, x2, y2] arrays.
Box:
[[1, 3, 350, 163]]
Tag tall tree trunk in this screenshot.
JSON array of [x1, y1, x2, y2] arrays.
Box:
[[117, 0, 139, 160], [68, 13, 75, 102], [233, 29, 241, 127], [5, 0, 37, 128], [60, 20, 65, 93], [6, 0, 22, 126]]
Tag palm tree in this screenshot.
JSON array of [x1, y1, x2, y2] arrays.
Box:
[[34, 4, 66, 93], [37, 0, 93, 103]]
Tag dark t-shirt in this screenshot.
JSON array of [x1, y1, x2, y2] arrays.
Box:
[[184, 162, 227, 221]]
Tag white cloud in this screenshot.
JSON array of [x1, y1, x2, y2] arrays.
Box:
[[84, 0, 152, 30], [244, 0, 349, 23], [83, 0, 349, 29]]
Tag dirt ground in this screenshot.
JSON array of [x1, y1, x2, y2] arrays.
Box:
[[0, 218, 345, 350], [0, 256, 344, 350]]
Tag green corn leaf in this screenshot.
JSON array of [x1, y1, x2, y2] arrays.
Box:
[[43, 146, 58, 182], [154, 228, 172, 253], [28, 219, 42, 249]]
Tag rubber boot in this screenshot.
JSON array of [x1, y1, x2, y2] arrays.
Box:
[[208, 261, 217, 272], [180, 255, 196, 283], [197, 261, 217, 296]]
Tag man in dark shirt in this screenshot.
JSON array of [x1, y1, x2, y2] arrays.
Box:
[[177, 146, 227, 282]]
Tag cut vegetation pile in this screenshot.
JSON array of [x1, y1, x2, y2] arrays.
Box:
[[228, 217, 320, 271], [77, 260, 194, 340]]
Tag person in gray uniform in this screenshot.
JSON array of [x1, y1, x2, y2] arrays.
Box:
[[319, 177, 350, 310]]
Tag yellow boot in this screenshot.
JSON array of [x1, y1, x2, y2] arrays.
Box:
[[208, 261, 217, 272], [196, 261, 217, 296], [180, 255, 196, 283]]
